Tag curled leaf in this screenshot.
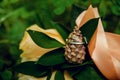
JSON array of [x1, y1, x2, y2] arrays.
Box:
[[20, 24, 65, 62], [19, 24, 73, 80], [27, 30, 64, 49]]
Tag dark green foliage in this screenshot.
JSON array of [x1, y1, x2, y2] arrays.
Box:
[[50, 21, 69, 41], [14, 61, 49, 77], [80, 18, 99, 43], [70, 5, 85, 29], [28, 30, 64, 48], [37, 48, 66, 66], [74, 65, 105, 80], [46, 67, 53, 80], [61, 61, 93, 69], [55, 71, 65, 80]]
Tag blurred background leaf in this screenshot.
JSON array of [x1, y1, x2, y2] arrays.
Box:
[[0, 0, 120, 79]]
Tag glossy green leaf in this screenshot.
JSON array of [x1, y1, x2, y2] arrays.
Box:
[[27, 30, 64, 48], [67, 66, 82, 77], [61, 61, 93, 69], [14, 61, 48, 77], [37, 48, 66, 66], [74, 66, 105, 80], [80, 18, 99, 44], [55, 71, 65, 80], [50, 21, 69, 41], [71, 5, 84, 29], [46, 67, 53, 80]]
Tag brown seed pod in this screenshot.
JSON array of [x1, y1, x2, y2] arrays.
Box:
[[65, 27, 86, 64]]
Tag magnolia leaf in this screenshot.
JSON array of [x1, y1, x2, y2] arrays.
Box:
[[50, 21, 69, 41], [61, 61, 93, 69], [74, 65, 105, 80], [37, 48, 66, 66], [80, 18, 99, 44], [46, 67, 53, 80], [67, 67, 82, 77], [27, 30, 64, 48], [71, 5, 84, 29], [14, 61, 48, 77], [47, 74, 52, 80], [55, 71, 65, 80]]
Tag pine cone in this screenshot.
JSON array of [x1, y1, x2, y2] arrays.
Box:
[[65, 27, 86, 64]]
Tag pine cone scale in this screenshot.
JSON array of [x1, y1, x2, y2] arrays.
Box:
[[65, 27, 86, 64]]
